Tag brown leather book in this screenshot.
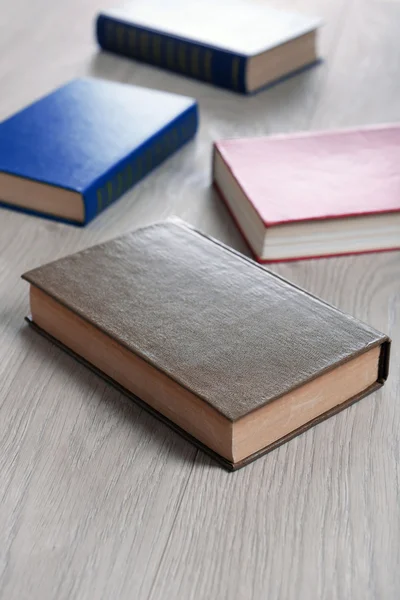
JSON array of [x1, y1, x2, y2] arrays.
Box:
[[22, 220, 390, 470]]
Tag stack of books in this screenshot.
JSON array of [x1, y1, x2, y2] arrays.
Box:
[[0, 0, 396, 470]]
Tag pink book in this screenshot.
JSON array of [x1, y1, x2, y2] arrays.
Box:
[[213, 125, 400, 262]]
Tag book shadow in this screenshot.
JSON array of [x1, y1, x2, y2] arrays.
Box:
[[19, 324, 214, 469], [87, 51, 208, 100], [86, 52, 320, 120], [196, 186, 253, 259]]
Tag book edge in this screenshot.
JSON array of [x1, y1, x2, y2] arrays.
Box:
[[0, 170, 83, 195], [0, 201, 86, 227], [213, 179, 400, 261], [24, 316, 235, 471], [24, 316, 387, 471], [212, 144, 266, 229]]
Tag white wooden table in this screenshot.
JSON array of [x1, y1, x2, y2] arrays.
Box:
[[1, 1, 399, 598]]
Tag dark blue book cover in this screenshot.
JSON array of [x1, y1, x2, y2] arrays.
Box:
[[96, 0, 321, 94], [0, 78, 198, 225]]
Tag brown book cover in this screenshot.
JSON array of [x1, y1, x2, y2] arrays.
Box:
[[22, 220, 390, 470]]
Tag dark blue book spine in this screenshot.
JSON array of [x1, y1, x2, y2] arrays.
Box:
[[82, 103, 198, 224], [96, 14, 247, 94]]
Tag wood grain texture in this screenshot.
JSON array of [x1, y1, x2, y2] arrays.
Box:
[[0, 1, 399, 599]]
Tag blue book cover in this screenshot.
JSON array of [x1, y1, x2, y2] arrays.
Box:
[[0, 78, 198, 225], [96, 0, 321, 94]]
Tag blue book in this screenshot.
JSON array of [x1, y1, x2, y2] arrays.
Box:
[[96, 0, 321, 94], [0, 78, 198, 225]]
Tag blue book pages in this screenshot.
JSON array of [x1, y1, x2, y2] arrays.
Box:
[[0, 78, 198, 225], [96, 0, 321, 93]]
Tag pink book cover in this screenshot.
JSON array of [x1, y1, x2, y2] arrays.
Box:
[[214, 125, 400, 261]]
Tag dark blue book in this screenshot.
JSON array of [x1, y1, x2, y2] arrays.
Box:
[[96, 0, 321, 94], [0, 78, 198, 225]]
